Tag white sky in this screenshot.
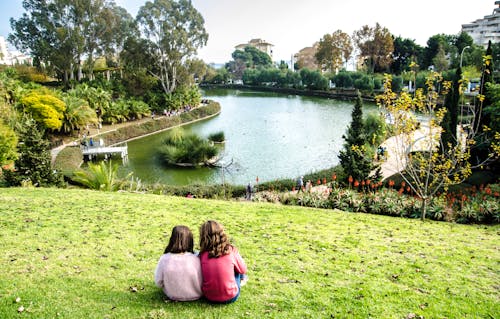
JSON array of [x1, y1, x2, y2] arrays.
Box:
[[1, 0, 495, 63]]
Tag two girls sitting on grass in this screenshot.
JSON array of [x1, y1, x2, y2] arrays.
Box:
[[154, 220, 247, 303]]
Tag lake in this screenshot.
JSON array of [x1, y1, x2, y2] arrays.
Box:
[[122, 88, 378, 185]]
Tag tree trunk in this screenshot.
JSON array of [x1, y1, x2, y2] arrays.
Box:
[[420, 197, 428, 221]]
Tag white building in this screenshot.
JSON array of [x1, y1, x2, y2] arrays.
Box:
[[461, 1, 500, 47], [0, 36, 32, 65], [235, 38, 274, 58]]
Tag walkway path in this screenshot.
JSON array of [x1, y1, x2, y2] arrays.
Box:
[[377, 122, 459, 180]]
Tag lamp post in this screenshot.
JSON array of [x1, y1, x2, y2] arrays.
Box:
[[460, 46, 471, 68]]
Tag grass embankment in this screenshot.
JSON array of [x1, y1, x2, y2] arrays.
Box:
[[0, 188, 498, 319]]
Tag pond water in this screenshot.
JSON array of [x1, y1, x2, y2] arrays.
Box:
[[121, 88, 378, 186]]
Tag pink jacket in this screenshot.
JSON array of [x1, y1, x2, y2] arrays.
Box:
[[154, 252, 203, 301], [200, 246, 247, 302]]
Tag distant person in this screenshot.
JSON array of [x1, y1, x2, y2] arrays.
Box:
[[154, 225, 203, 301], [296, 176, 304, 193], [199, 220, 248, 303], [246, 183, 252, 200]]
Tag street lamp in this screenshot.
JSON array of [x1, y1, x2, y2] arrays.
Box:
[[460, 46, 471, 68]]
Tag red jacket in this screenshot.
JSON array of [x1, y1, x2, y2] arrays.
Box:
[[200, 246, 247, 302]]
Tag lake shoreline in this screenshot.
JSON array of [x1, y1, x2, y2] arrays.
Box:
[[200, 83, 377, 102]]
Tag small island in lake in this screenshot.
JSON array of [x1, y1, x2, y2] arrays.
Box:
[[158, 128, 221, 167]]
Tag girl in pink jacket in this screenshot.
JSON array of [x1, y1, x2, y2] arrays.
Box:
[[199, 220, 247, 303], [154, 225, 203, 301]]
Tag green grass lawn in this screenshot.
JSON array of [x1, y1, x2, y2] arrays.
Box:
[[0, 188, 498, 319]]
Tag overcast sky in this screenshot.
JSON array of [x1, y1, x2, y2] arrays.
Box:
[[0, 0, 495, 63]]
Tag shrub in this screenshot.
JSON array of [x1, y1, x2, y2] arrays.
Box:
[[391, 75, 404, 92], [332, 71, 353, 88], [72, 161, 131, 191], [158, 130, 218, 166], [363, 112, 387, 147], [208, 131, 225, 143], [353, 75, 374, 92]]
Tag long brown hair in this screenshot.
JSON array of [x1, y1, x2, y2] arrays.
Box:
[[164, 225, 194, 254], [199, 220, 231, 258]]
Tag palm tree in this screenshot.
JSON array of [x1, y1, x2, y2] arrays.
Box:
[[72, 161, 130, 191]]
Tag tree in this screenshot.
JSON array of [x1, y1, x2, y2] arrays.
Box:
[[376, 73, 499, 220], [315, 30, 353, 73], [390, 36, 423, 74], [299, 68, 328, 90], [60, 94, 98, 133], [294, 43, 319, 70], [339, 91, 377, 182], [9, 0, 83, 85], [353, 23, 394, 73], [4, 115, 63, 187], [136, 0, 208, 94], [0, 121, 18, 166], [9, 0, 133, 85], [441, 67, 461, 151], [422, 34, 454, 70], [227, 46, 272, 79], [242, 46, 272, 68], [472, 42, 496, 165], [432, 45, 448, 72], [80, 0, 136, 80]]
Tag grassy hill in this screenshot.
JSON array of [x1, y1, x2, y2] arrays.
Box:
[[0, 188, 498, 319]]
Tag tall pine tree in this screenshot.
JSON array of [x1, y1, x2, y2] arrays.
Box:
[[441, 67, 461, 151], [338, 91, 377, 182], [475, 40, 493, 132]]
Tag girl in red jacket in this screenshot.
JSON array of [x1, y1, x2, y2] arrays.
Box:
[[199, 220, 247, 303]]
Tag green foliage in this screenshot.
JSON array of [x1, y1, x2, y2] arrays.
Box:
[[232, 46, 273, 69], [390, 75, 404, 92], [20, 89, 66, 130], [3, 116, 63, 187], [241, 68, 301, 88], [136, 0, 208, 93], [72, 161, 129, 191], [441, 67, 462, 151], [102, 97, 150, 124], [158, 129, 218, 166], [390, 36, 424, 74], [68, 84, 112, 120], [339, 92, 378, 182], [363, 112, 387, 147], [60, 94, 98, 133], [484, 83, 500, 134], [12, 65, 49, 83], [0, 120, 18, 165], [164, 86, 202, 110], [332, 71, 353, 88], [353, 74, 374, 92], [299, 68, 328, 90], [207, 131, 225, 143]]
